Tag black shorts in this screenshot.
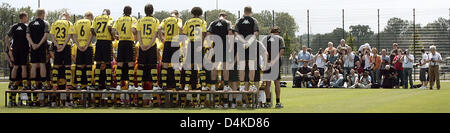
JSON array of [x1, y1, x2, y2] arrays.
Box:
[[210, 41, 228, 62], [76, 46, 93, 65], [162, 41, 180, 63], [12, 46, 29, 65], [420, 68, 429, 81], [263, 60, 282, 80], [54, 44, 72, 65], [187, 41, 203, 65], [117, 41, 135, 62], [138, 45, 157, 64], [94, 40, 112, 63], [30, 43, 48, 63]]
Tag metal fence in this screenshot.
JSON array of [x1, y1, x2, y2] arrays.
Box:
[[1, 8, 450, 81]]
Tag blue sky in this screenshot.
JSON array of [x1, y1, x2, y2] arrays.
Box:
[[3, 0, 449, 35]]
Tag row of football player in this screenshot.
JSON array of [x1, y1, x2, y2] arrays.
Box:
[[6, 4, 284, 108]]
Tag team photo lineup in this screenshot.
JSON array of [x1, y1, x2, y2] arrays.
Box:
[[5, 4, 288, 109], [3, 1, 446, 111]]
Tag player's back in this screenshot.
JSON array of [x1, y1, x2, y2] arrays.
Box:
[[72, 19, 93, 47], [50, 19, 73, 45], [183, 18, 207, 42], [113, 16, 137, 41], [235, 16, 258, 38], [160, 16, 181, 42], [208, 18, 231, 40], [92, 14, 113, 41], [137, 16, 160, 46]]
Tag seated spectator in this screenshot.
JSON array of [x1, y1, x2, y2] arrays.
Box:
[[308, 70, 321, 88], [327, 50, 338, 65], [294, 63, 311, 87], [346, 69, 359, 88], [355, 60, 364, 75], [382, 65, 395, 88], [358, 71, 372, 88], [330, 70, 344, 88]]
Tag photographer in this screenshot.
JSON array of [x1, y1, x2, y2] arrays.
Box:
[[370, 48, 381, 87], [392, 49, 404, 89], [289, 50, 298, 84], [358, 71, 372, 89], [343, 47, 355, 79], [295, 62, 311, 88], [346, 69, 359, 88], [313, 48, 326, 76], [426, 45, 442, 90], [308, 70, 321, 88], [418, 48, 429, 89], [380, 49, 390, 85], [401, 49, 414, 89]]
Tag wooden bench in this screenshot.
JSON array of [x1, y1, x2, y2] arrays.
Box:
[[4, 90, 258, 108]]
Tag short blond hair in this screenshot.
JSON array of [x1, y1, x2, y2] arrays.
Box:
[[84, 11, 93, 18], [36, 8, 45, 17]]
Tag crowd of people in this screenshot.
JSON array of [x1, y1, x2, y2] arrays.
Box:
[[5, 5, 286, 109], [290, 40, 443, 90]]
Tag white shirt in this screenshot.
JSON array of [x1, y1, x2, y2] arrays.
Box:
[[428, 52, 442, 66], [297, 51, 311, 67], [402, 54, 414, 68], [364, 54, 371, 69], [315, 54, 326, 68], [420, 53, 429, 68], [343, 52, 355, 68]]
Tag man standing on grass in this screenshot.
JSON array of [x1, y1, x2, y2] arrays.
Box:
[[426, 45, 442, 90], [262, 26, 285, 108], [418, 48, 429, 89], [402, 49, 414, 89]]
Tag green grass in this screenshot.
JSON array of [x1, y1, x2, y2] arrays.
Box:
[[1, 82, 450, 113]]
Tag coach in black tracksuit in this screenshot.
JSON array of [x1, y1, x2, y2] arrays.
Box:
[[234, 6, 260, 91], [6, 12, 29, 90]]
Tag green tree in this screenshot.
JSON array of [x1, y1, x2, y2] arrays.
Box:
[[346, 32, 356, 51], [204, 9, 237, 26], [153, 10, 170, 21], [349, 25, 374, 47], [46, 8, 68, 24]]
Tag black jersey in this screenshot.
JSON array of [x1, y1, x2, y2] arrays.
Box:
[[27, 18, 50, 44], [207, 18, 232, 41], [8, 23, 29, 48], [262, 35, 285, 61], [234, 16, 259, 38]]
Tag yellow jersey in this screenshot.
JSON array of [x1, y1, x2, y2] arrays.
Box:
[[50, 19, 73, 45], [113, 16, 137, 41], [160, 17, 182, 42], [70, 19, 93, 47], [136, 16, 160, 47], [91, 15, 114, 41], [182, 18, 207, 42]]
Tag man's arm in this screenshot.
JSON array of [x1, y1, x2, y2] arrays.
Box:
[[407, 55, 413, 62], [26, 33, 34, 47], [72, 34, 81, 49]]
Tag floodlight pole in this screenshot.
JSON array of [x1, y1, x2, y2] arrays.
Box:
[[413, 8, 416, 81], [378, 9, 380, 49], [307, 9, 310, 48], [342, 9, 345, 39]]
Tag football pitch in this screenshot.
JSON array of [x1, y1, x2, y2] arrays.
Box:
[[0, 82, 449, 113]]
